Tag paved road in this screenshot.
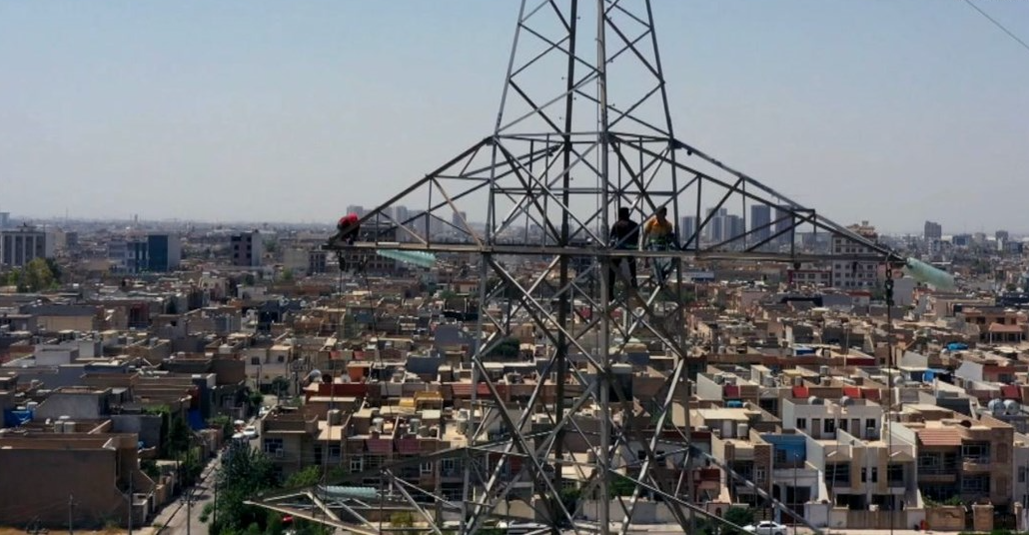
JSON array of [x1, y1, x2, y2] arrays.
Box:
[[150, 450, 222, 535]]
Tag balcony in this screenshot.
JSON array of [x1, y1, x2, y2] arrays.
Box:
[[962, 456, 991, 473]]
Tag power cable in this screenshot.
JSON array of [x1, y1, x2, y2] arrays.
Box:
[[962, 0, 1029, 54]]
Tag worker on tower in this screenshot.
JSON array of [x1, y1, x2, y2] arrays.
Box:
[[329, 213, 362, 248], [639, 205, 675, 286], [608, 207, 640, 298]]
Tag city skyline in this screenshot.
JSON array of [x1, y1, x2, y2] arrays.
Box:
[[2, 1, 1027, 231]]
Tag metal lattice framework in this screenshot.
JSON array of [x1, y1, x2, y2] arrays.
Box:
[[258, 1, 901, 533]]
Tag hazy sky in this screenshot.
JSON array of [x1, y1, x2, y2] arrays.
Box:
[[1, 1, 1027, 234]]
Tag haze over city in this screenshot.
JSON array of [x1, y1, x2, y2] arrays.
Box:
[[1, 0, 1027, 232]]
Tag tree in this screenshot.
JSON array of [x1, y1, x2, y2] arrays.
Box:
[[270, 376, 291, 398], [611, 474, 637, 497], [722, 506, 756, 535], [486, 337, 522, 359], [280, 269, 295, 282], [283, 466, 322, 489], [207, 448, 279, 534], [24, 258, 55, 292], [45, 257, 62, 283], [167, 415, 192, 457], [208, 415, 234, 437]]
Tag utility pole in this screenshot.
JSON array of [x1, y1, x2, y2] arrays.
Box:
[[68, 494, 74, 535], [127, 475, 133, 535], [213, 470, 218, 528], [185, 486, 192, 535]]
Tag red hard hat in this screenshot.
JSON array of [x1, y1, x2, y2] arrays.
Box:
[[338, 214, 359, 227]]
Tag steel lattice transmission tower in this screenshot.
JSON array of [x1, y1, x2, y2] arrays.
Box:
[[259, 1, 896, 533]]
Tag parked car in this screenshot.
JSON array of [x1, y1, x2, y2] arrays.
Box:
[[243, 425, 259, 439], [743, 521, 787, 535]]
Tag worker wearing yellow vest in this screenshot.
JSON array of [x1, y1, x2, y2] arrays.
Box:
[[639, 206, 675, 287]]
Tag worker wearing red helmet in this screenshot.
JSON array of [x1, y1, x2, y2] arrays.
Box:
[[330, 213, 361, 247]]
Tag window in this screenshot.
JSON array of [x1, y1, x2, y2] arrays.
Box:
[[796, 418, 807, 430], [861, 468, 867, 483], [871, 467, 878, 483], [887, 464, 904, 485], [839, 419, 848, 432], [755, 467, 766, 482], [824, 419, 836, 434], [328, 445, 342, 461], [442, 459, 456, 474], [865, 419, 877, 431], [1020, 467, 1026, 484], [263, 438, 283, 455], [961, 474, 990, 493], [962, 443, 990, 463], [828, 463, 850, 485], [350, 456, 364, 472], [775, 449, 788, 464], [251, 357, 261, 365], [421, 462, 433, 475]]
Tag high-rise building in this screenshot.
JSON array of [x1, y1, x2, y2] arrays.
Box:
[[680, 216, 697, 247], [231, 231, 264, 267], [773, 207, 793, 246], [750, 205, 771, 243], [451, 211, 468, 229], [393, 205, 409, 224], [725, 215, 745, 244], [147, 233, 182, 272], [0, 226, 53, 268], [0, 212, 9, 229], [705, 208, 727, 243], [996, 230, 1010, 243], [923, 221, 942, 241]]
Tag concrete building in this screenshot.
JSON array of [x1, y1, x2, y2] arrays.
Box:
[[706, 208, 728, 243], [751, 205, 772, 244], [0, 433, 155, 529], [147, 233, 181, 272], [108, 238, 149, 274], [773, 207, 793, 246], [831, 222, 880, 289], [0, 225, 53, 268], [726, 215, 745, 245], [905, 411, 1015, 508], [924, 221, 942, 241], [0, 211, 9, 229], [231, 231, 264, 267], [680, 216, 697, 247]]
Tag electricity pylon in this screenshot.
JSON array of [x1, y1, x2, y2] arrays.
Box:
[[260, 1, 897, 533]]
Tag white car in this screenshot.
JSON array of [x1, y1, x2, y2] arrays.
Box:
[[243, 425, 259, 439], [744, 521, 787, 535]]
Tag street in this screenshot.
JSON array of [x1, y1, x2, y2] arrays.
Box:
[[149, 450, 223, 535]]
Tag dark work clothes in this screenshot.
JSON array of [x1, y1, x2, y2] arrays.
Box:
[[610, 219, 639, 249], [609, 218, 640, 296]]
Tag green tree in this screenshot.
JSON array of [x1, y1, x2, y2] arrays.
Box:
[[486, 337, 522, 359], [23, 258, 55, 292], [140, 459, 161, 480], [207, 448, 279, 534], [270, 376, 291, 398], [167, 415, 192, 457], [45, 258, 62, 283], [611, 474, 637, 497], [283, 466, 322, 489], [280, 268, 295, 282], [722, 506, 756, 535], [208, 415, 234, 437]]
